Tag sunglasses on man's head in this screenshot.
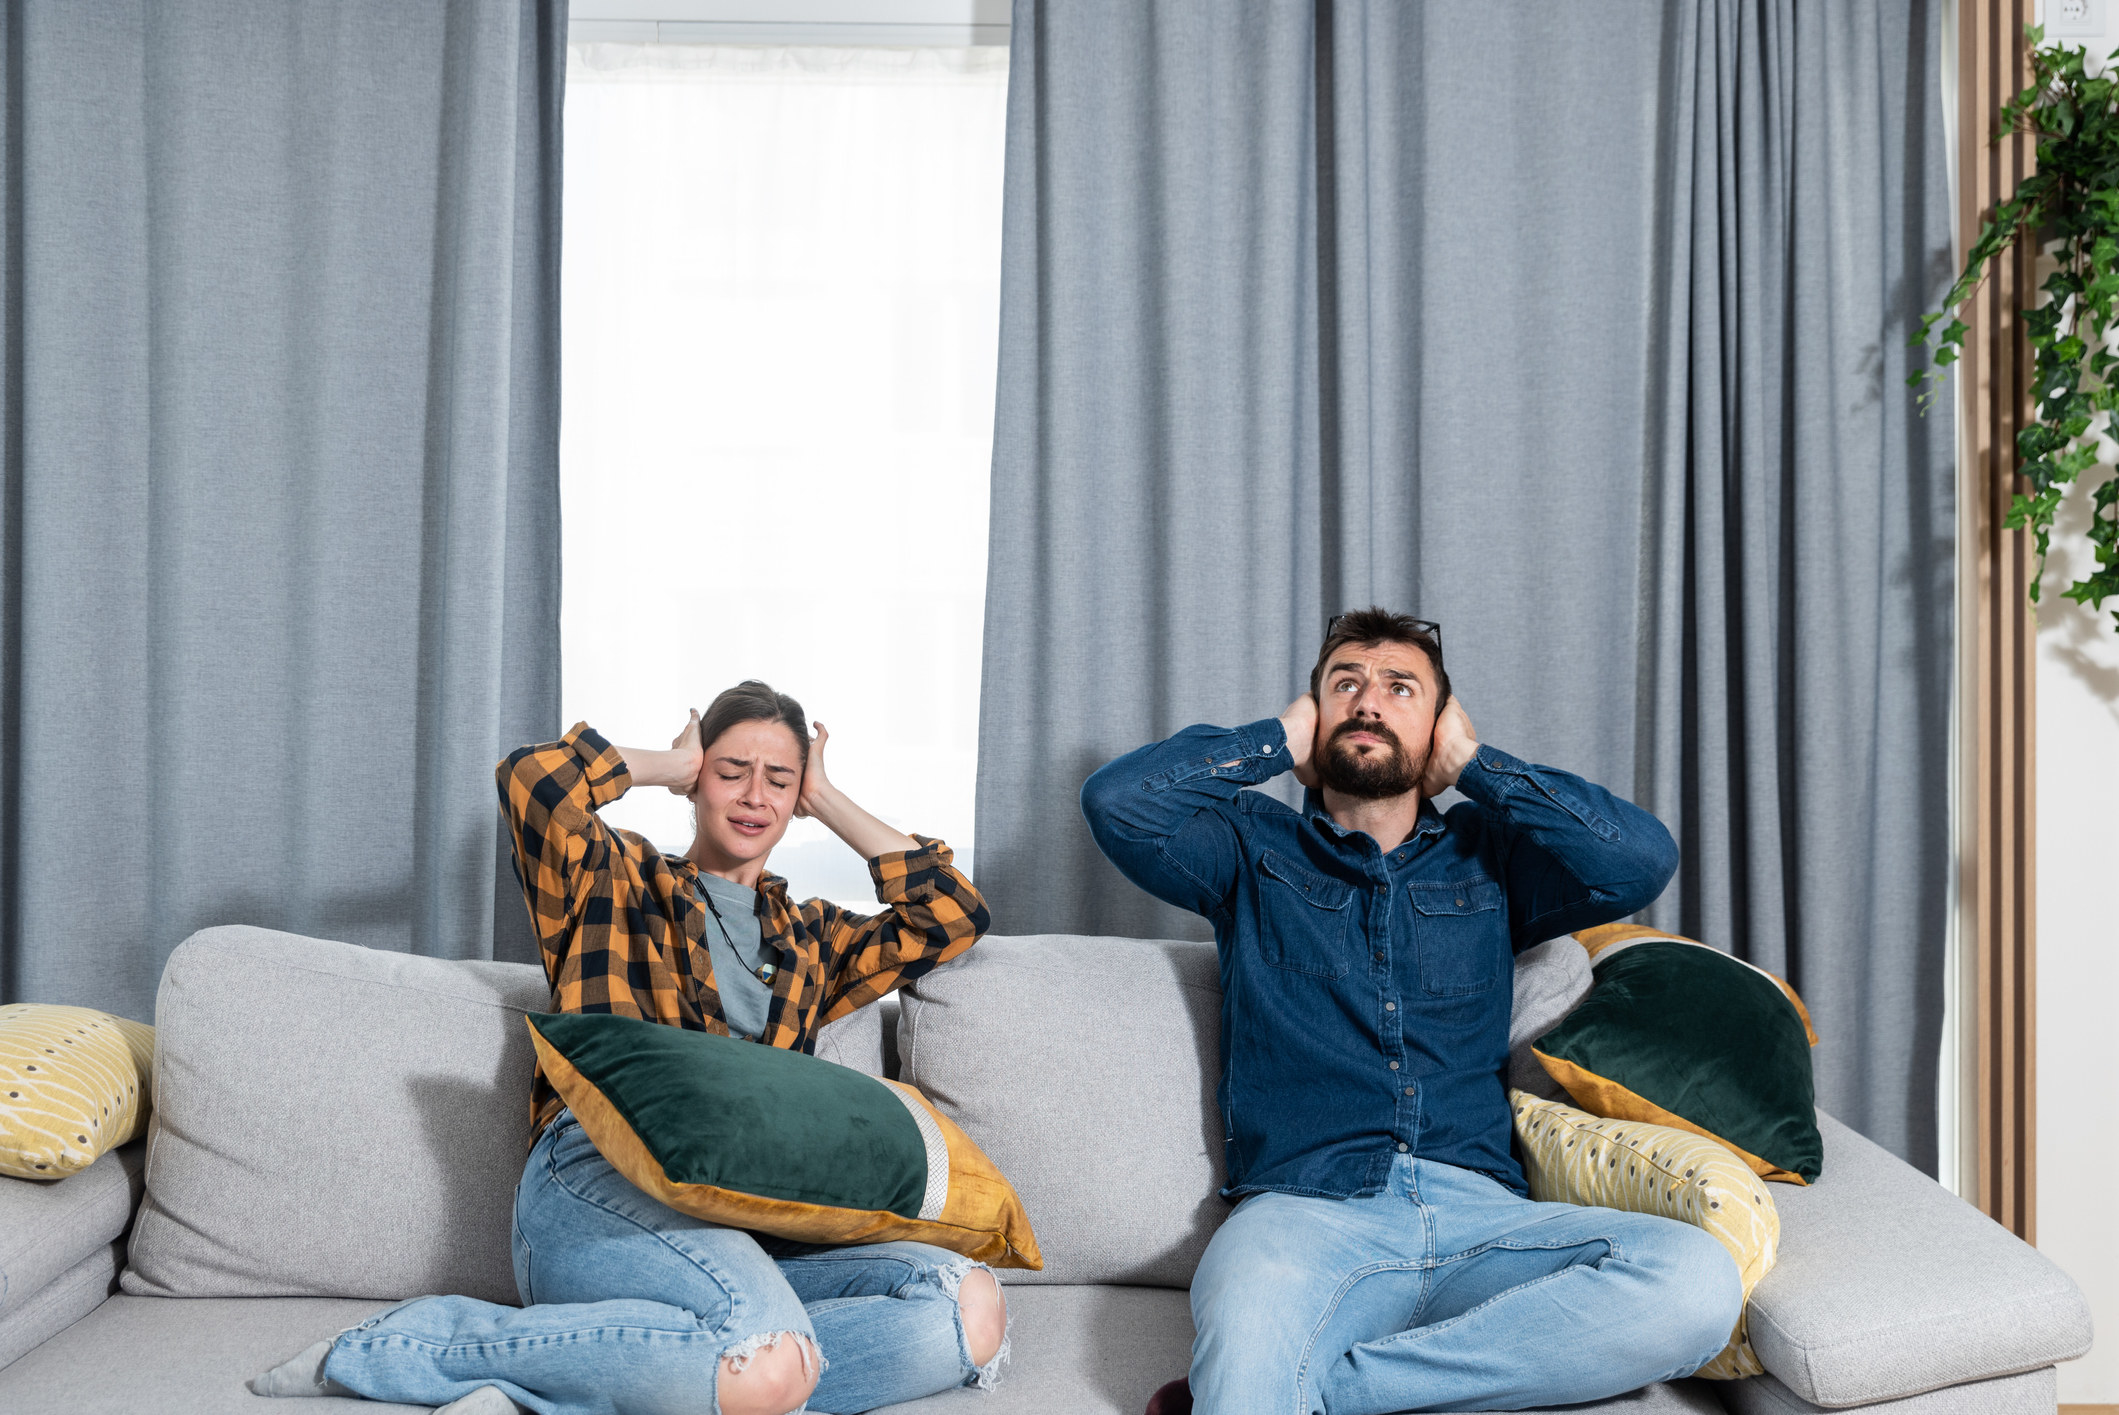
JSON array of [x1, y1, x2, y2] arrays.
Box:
[[1324, 614, 1441, 650]]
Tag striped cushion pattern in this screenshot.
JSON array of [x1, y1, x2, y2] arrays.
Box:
[[1512, 1089, 1778, 1380], [0, 1005, 155, 1180]]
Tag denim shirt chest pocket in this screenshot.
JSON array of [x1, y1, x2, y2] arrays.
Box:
[[1408, 879, 1507, 995], [1255, 849, 1358, 979]]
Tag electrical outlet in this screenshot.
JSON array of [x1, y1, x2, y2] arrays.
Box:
[[2049, 0, 2107, 39]]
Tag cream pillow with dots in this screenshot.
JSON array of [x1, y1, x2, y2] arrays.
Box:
[[0, 1004, 155, 1179], [1511, 1088, 1779, 1380]]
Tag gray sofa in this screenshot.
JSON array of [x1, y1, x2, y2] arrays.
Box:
[[0, 925, 2093, 1414]]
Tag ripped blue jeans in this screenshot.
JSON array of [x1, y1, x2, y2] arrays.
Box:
[[323, 1109, 1005, 1415]]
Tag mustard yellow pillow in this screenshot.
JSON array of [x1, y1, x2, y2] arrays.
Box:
[[1511, 1089, 1777, 1380], [0, 1004, 155, 1179]]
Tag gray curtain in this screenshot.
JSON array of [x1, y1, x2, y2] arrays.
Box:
[[0, 0, 565, 1023], [976, 0, 1954, 1170]]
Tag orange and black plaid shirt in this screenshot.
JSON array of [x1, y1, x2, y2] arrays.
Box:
[[498, 722, 991, 1139]]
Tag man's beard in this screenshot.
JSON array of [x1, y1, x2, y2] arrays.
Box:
[[1318, 719, 1426, 800]]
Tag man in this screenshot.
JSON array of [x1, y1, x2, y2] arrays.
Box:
[[1080, 608, 1741, 1415]]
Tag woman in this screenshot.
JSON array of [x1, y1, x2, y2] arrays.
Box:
[[252, 681, 1001, 1415]]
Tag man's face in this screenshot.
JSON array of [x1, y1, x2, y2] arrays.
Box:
[[1314, 640, 1440, 800]]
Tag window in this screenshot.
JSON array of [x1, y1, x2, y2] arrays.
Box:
[[560, 42, 1007, 905]]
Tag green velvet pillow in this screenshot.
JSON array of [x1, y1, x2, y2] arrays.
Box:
[[527, 1012, 1041, 1268], [1531, 925, 1823, 1185]]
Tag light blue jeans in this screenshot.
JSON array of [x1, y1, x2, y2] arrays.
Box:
[[1189, 1153, 1743, 1415], [322, 1109, 1005, 1415]]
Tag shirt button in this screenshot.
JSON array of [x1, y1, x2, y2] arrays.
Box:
[[1372, 951, 1385, 962], [1404, 1087, 1416, 1096], [1455, 897, 1466, 907], [1389, 1061, 1400, 1070], [1261, 742, 1276, 754], [1385, 1001, 1397, 1012], [1397, 1143, 1410, 1153]]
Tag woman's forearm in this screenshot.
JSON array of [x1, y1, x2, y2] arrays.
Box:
[[804, 784, 921, 860], [616, 744, 698, 792]]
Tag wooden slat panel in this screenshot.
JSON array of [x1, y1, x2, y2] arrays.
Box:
[[1959, 0, 2037, 1242]]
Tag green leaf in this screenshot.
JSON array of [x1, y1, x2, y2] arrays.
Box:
[[1912, 26, 2119, 636]]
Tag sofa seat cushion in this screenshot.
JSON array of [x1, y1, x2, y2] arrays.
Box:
[[1719, 1365, 2057, 1415], [0, 1294, 417, 1412], [0, 1139, 142, 1321], [0, 1239, 122, 1369], [122, 927, 553, 1305], [866, 1285, 1725, 1415], [1745, 1113, 2090, 1406], [0, 1287, 1723, 1414], [873, 1284, 1193, 1414]]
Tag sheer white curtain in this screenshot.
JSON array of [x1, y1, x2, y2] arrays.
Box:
[[561, 43, 1007, 906]]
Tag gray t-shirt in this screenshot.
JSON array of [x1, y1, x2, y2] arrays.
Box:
[[695, 871, 776, 1042]]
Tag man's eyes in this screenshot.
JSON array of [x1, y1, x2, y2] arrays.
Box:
[[1333, 677, 1414, 696]]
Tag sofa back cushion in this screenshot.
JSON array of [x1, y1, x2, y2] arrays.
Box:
[[898, 933, 1591, 1289], [123, 925, 893, 1304], [899, 934, 1222, 1289], [122, 927, 552, 1303]]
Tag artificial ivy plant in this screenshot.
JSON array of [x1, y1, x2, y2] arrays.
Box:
[[1913, 25, 2119, 630]]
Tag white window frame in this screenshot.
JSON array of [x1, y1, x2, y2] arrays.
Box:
[[569, 0, 1010, 48]]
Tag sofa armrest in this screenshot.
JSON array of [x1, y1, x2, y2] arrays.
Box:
[[1746, 1113, 2090, 1408], [0, 1141, 144, 1322]]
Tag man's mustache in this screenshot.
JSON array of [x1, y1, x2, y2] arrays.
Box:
[[1329, 719, 1405, 754]]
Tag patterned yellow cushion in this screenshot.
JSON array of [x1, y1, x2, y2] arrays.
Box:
[[0, 1004, 155, 1179], [1511, 1089, 1777, 1380]]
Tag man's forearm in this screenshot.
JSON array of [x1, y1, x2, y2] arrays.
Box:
[[1080, 718, 1288, 917], [1455, 746, 1678, 935], [1083, 718, 1291, 842]]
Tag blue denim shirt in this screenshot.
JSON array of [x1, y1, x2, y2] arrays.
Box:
[[1080, 716, 1678, 1200]]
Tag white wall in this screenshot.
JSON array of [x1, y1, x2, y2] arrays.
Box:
[[2038, 476, 2119, 1408], [2039, 514, 2119, 1407], [2032, 7, 2119, 1402]]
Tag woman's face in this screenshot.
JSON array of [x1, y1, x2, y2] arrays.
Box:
[[691, 718, 805, 869]]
